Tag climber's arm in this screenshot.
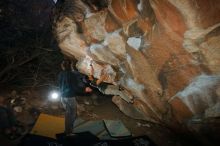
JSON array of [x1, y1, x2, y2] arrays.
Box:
[[96, 73, 107, 85]]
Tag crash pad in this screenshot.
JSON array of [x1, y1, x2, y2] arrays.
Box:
[[74, 120, 105, 135], [104, 120, 132, 137], [31, 113, 85, 138], [30, 114, 131, 139]]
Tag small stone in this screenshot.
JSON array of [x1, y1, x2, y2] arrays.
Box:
[[137, 122, 142, 127], [84, 100, 90, 105], [88, 113, 99, 119], [14, 106, 23, 113], [142, 123, 151, 127], [136, 122, 151, 127], [10, 99, 16, 104]]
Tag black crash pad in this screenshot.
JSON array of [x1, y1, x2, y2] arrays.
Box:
[[19, 134, 156, 146]]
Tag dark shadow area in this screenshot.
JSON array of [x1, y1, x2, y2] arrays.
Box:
[[0, 0, 62, 87], [19, 132, 156, 146]]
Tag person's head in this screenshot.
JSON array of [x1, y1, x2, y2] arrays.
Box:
[[61, 60, 71, 71]]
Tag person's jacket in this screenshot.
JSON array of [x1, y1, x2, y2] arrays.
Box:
[[58, 70, 86, 97]]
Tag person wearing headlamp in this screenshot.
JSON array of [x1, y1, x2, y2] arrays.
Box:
[[58, 59, 92, 136]]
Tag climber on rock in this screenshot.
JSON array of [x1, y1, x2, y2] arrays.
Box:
[[87, 62, 134, 103]]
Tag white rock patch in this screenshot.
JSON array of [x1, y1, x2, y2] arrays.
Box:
[[127, 37, 142, 50], [137, 0, 143, 12], [90, 43, 104, 51], [126, 78, 145, 92], [176, 74, 220, 114], [85, 7, 95, 18]]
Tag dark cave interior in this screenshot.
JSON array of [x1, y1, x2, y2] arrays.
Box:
[[0, 0, 220, 146]]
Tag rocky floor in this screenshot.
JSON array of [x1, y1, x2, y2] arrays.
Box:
[[0, 87, 217, 146]]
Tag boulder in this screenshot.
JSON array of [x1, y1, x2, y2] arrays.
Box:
[[55, 0, 220, 127]]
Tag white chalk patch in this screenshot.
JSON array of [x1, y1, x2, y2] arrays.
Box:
[[137, 0, 143, 12], [119, 65, 126, 74], [85, 7, 95, 18], [177, 75, 219, 98], [126, 78, 145, 92], [176, 74, 220, 114], [126, 53, 132, 63], [127, 37, 142, 50], [90, 43, 104, 51]]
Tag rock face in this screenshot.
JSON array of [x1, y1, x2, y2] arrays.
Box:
[[54, 0, 220, 128]]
